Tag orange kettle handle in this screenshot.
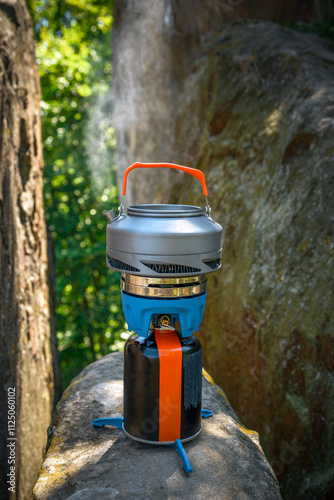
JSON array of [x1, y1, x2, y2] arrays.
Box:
[[122, 162, 208, 197]]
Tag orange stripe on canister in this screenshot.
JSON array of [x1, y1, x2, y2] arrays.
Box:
[[155, 330, 182, 442]]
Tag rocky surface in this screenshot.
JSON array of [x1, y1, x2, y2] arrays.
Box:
[[113, 10, 334, 499], [33, 352, 281, 500]]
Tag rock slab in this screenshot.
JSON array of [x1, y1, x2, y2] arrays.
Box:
[[33, 352, 281, 500]]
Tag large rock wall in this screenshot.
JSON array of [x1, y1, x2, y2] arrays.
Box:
[[113, 7, 334, 500], [170, 21, 334, 500]]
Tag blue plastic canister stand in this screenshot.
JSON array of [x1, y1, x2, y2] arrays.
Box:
[[121, 291, 207, 338], [92, 410, 213, 473]]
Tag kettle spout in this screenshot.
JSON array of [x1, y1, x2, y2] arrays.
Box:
[[104, 209, 117, 222]]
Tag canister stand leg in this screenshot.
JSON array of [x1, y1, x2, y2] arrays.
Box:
[[167, 409, 213, 473], [168, 439, 192, 473], [92, 417, 124, 429], [201, 408, 213, 418]]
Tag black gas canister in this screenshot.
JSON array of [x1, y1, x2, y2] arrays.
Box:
[[123, 329, 202, 444]]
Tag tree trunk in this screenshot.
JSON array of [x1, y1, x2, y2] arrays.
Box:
[[0, 1, 56, 498], [112, 0, 222, 206]]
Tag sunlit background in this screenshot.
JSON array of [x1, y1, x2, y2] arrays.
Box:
[[27, 0, 126, 389]]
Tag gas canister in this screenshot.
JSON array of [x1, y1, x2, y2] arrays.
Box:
[[124, 326, 202, 443]]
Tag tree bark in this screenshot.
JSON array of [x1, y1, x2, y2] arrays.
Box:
[[0, 1, 56, 498], [47, 226, 61, 407], [113, 0, 222, 206]]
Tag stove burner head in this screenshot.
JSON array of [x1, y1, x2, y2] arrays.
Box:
[[121, 274, 207, 297]]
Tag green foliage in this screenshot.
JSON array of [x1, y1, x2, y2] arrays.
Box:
[[28, 0, 125, 388], [290, 21, 334, 39], [289, 1, 334, 40]]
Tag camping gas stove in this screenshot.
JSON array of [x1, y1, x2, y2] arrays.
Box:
[[92, 162, 223, 472]]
